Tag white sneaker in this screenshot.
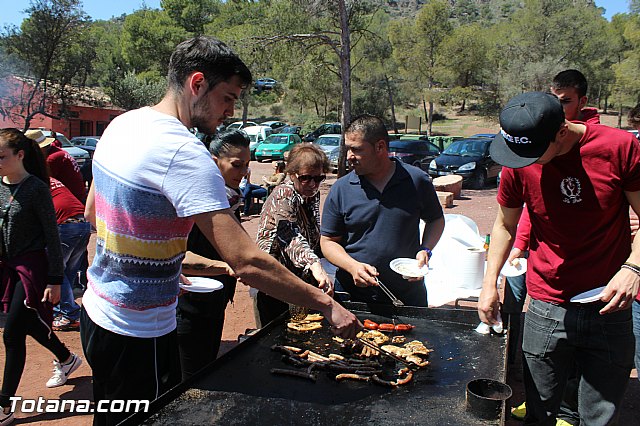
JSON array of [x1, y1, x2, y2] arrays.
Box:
[[46, 353, 82, 388], [0, 406, 14, 426]]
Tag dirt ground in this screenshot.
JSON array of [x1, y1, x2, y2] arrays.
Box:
[[3, 127, 640, 424]]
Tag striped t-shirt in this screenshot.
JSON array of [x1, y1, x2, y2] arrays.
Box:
[[83, 107, 229, 338]]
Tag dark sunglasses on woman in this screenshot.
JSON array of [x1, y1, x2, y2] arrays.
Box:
[[296, 174, 326, 184]]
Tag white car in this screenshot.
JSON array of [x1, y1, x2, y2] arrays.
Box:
[[226, 121, 258, 131], [313, 133, 342, 171], [243, 125, 274, 160]]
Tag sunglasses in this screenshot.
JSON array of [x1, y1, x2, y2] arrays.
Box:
[[296, 174, 326, 184]]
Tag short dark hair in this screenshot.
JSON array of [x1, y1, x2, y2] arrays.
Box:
[[209, 129, 250, 157], [628, 104, 640, 129], [345, 114, 389, 147], [168, 36, 252, 94], [552, 69, 588, 98], [285, 144, 329, 174]]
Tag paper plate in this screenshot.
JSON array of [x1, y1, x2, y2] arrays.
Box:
[[500, 258, 527, 277], [569, 286, 606, 303], [390, 258, 429, 278], [179, 277, 224, 293]]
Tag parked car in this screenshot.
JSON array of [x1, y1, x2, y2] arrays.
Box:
[[428, 137, 501, 189], [388, 133, 429, 141], [278, 125, 302, 135], [255, 78, 277, 90], [243, 125, 273, 160], [70, 136, 100, 148], [313, 133, 342, 172], [303, 123, 341, 142], [388, 139, 440, 172], [254, 133, 303, 162], [30, 129, 91, 168], [226, 121, 259, 131], [261, 120, 287, 131], [70, 136, 100, 184], [470, 133, 496, 139]]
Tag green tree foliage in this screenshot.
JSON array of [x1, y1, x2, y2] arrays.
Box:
[[108, 70, 167, 111], [121, 8, 188, 77], [389, 0, 452, 134], [438, 23, 490, 112], [161, 0, 220, 34], [1, 0, 95, 128]]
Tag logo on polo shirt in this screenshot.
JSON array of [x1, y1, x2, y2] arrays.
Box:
[[500, 129, 531, 144], [560, 177, 582, 204]]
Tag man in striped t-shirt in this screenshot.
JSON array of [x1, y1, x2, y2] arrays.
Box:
[[82, 36, 360, 425]]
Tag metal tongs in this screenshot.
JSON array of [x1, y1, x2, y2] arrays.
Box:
[[375, 277, 404, 307], [356, 337, 420, 371]]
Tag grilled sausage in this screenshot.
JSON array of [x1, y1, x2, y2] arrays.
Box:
[[270, 368, 317, 382]]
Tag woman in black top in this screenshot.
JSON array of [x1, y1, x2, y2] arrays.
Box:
[[0, 129, 82, 425], [177, 130, 249, 379]]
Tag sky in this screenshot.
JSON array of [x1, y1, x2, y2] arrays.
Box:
[[0, 0, 634, 27]]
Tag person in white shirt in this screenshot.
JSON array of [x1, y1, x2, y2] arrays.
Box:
[[82, 36, 360, 425]]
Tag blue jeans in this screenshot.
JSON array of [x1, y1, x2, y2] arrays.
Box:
[[53, 221, 91, 321], [633, 299, 640, 377], [241, 184, 268, 214], [522, 299, 634, 425]]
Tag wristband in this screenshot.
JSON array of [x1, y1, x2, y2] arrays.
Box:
[[622, 262, 640, 277], [421, 247, 432, 259]]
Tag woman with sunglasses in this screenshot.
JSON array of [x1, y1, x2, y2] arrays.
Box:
[[0, 129, 81, 426], [255, 144, 333, 326]]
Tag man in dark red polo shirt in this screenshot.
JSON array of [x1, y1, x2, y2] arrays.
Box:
[[26, 130, 86, 203], [479, 92, 640, 425]]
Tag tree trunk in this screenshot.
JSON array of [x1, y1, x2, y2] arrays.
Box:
[[241, 90, 249, 123], [460, 98, 466, 113], [422, 97, 429, 135], [428, 101, 434, 136], [337, 0, 352, 177], [314, 100, 320, 117], [604, 94, 609, 114], [618, 92, 623, 128], [384, 74, 398, 134]]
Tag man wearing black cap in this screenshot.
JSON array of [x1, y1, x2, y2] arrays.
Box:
[[478, 91, 640, 425]]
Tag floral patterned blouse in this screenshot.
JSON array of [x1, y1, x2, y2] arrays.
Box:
[[256, 180, 321, 283]]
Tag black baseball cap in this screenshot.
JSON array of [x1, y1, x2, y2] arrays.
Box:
[[490, 92, 565, 168]]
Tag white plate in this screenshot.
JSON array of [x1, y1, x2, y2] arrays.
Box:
[[500, 258, 527, 277], [389, 258, 429, 278], [570, 286, 606, 303], [179, 277, 224, 293]]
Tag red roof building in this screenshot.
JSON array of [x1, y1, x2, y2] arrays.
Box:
[[0, 75, 124, 137]]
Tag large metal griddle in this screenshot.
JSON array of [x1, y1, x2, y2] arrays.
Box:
[[124, 302, 509, 426]]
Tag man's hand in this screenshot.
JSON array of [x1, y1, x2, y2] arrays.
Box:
[[178, 274, 191, 296], [478, 285, 500, 325], [599, 268, 639, 314], [310, 261, 333, 296], [42, 285, 60, 305], [348, 262, 378, 287], [630, 211, 639, 237], [323, 299, 362, 339], [407, 250, 430, 282], [507, 247, 524, 265]]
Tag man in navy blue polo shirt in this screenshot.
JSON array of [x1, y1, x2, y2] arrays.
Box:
[[320, 114, 445, 306]]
